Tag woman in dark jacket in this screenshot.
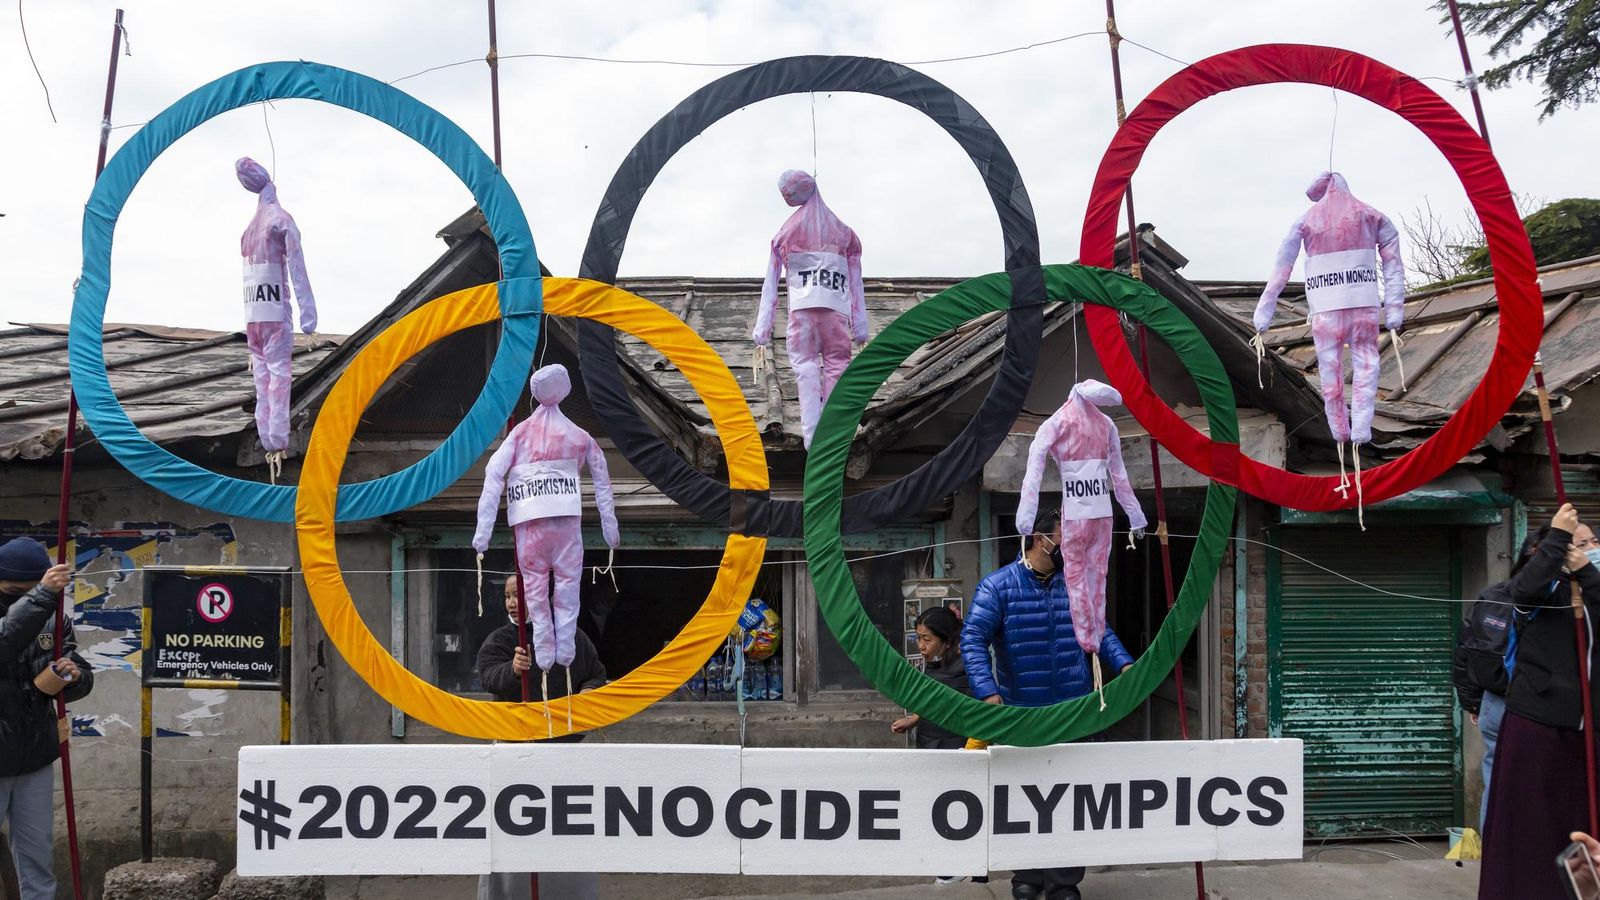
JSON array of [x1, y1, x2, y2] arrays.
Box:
[[474, 577, 607, 743], [1479, 503, 1600, 900], [891, 606, 971, 749]]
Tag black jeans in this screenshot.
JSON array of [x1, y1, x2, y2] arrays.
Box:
[[1012, 865, 1084, 898]]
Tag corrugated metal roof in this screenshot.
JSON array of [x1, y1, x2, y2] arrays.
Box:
[[0, 324, 344, 462], [1196, 254, 1600, 457]]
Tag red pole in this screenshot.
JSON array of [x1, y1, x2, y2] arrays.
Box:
[[1444, 0, 1492, 149], [51, 12, 125, 900], [1452, 0, 1598, 831], [1103, 4, 1204, 896], [1533, 357, 1597, 836], [512, 571, 539, 900]]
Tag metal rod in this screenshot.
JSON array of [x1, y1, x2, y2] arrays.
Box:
[[1444, 0, 1492, 149], [140, 608, 153, 864], [1104, 3, 1204, 895], [487, 0, 504, 169], [513, 569, 539, 899], [54, 12, 125, 897]]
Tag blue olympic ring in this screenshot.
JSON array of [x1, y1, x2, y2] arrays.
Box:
[[69, 61, 541, 522]]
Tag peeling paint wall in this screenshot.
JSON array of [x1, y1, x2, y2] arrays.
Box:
[[2, 464, 317, 890]]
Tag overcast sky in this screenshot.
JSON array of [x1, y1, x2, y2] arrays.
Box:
[[3, 1, 1597, 335]]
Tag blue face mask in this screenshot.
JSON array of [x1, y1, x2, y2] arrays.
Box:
[[1586, 548, 1600, 569]]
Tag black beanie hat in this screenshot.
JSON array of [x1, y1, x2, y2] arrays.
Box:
[[0, 538, 51, 582]]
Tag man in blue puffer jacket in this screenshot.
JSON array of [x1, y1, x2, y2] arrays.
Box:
[[961, 509, 1136, 900]]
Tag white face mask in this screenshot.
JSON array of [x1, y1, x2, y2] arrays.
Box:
[[1586, 548, 1600, 568]]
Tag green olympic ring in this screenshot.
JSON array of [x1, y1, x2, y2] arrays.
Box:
[[803, 263, 1239, 747]]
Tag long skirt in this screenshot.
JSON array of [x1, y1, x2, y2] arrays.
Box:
[[1479, 709, 1600, 899]]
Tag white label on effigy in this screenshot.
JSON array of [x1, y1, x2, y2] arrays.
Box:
[[243, 262, 288, 324], [1302, 248, 1380, 315], [237, 739, 1304, 876], [785, 250, 851, 315], [505, 459, 581, 525], [1059, 458, 1112, 520]]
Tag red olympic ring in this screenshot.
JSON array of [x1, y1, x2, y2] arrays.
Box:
[[1079, 43, 1540, 511]]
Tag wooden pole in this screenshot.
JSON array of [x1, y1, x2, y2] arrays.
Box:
[[486, 0, 504, 169], [513, 571, 539, 900], [1533, 356, 1598, 836], [53, 11, 126, 898], [1444, 0, 1492, 148], [1451, 0, 1598, 833], [1103, 4, 1204, 896]]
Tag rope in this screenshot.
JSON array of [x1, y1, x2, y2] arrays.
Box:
[[1391, 332, 1408, 391], [541, 670, 552, 739], [1249, 333, 1266, 388], [1353, 445, 1365, 531], [17, 0, 56, 123]]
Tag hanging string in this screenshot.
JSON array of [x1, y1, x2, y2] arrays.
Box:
[[1071, 302, 1081, 382], [17, 0, 56, 123], [1327, 87, 1339, 173], [809, 91, 819, 179], [260, 100, 278, 180]]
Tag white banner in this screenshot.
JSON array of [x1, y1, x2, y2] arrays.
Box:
[[237, 740, 1303, 877]]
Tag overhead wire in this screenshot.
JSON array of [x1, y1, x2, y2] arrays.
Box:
[[17, 0, 57, 123], [62, 527, 1554, 608], [384, 30, 1108, 85]]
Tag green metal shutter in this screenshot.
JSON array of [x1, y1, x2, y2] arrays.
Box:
[[1269, 526, 1462, 836], [1524, 463, 1600, 527]]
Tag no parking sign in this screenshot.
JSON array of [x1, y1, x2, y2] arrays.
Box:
[[142, 566, 290, 689]]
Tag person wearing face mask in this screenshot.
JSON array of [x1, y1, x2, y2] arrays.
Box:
[[1, 539, 89, 900], [1478, 503, 1600, 900], [960, 509, 1136, 900], [474, 576, 607, 741]]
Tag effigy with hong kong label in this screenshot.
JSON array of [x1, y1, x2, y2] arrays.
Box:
[[62, 38, 1543, 876]]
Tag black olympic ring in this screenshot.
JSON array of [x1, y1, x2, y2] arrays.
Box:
[[577, 54, 1045, 537]]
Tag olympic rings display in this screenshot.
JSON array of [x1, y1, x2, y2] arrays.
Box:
[[576, 55, 1046, 538], [69, 60, 542, 523], [70, 46, 1545, 743], [1079, 44, 1541, 512], [804, 264, 1238, 747], [296, 278, 767, 740]]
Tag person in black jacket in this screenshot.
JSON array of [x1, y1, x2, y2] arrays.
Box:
[[891, 605, 988, 888], [892, 606, 972, 750], [1479, 504, 1600, 900], [1, 539, 89, 900], [1452, 564, 1517, 829]]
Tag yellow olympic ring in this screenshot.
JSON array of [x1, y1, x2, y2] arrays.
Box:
[[295, 278, 768, 740]]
